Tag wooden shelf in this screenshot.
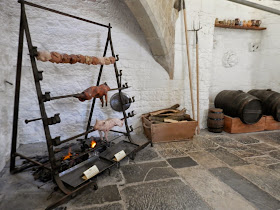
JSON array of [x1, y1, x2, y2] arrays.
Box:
[[215, 24, 266, 31]]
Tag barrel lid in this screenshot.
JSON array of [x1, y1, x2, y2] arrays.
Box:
[[242, 100, 263, 124], [274, 102, 280, 121], [209, 108, 223, 113]]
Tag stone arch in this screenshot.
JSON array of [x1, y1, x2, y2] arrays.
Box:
[[123, 0, 179, 79]]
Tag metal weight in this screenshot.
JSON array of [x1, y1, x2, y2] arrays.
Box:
[[110, 92, 131, 112]]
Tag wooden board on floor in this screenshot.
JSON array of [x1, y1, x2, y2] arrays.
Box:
[[224, 115, 265, 134], [265, 116, 280, 131]]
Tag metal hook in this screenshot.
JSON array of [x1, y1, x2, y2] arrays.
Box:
[[122, 83, 128, 88], [129, 97, 135, 104], [5, 80, 13, 86], [127, 110, 136, 118]]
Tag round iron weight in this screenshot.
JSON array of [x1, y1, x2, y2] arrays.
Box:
[[110, 92, 131, 112]]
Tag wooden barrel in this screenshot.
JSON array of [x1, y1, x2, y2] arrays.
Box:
[[214, 90, 262, 124], [207, 108, 224, 133], [248, 89, 280, 121]]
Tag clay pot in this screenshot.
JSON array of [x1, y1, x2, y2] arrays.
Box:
[[235, 18, 240, 25], [215, 18, 219, 24], [247, 20, 252, 27], [255, 20, 262, 27]]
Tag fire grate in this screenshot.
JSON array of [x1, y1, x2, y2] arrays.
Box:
[[59, 156, 114, 188], [100, 140, 139, 160], [10, 1, 152, 209]]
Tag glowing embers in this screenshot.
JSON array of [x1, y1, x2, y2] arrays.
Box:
[[63, 147, 72, 160], [90, 140, 97, 149]]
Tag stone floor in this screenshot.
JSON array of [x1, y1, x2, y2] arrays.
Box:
[[1, 130, 280, 210]]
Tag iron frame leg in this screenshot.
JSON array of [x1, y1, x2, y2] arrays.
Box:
[[85, 28, 111, 139], [10, 2, 25, 173], [108, 27, 133, 143]]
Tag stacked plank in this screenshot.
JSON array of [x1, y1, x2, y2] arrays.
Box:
[[147, 104, 190, 124]]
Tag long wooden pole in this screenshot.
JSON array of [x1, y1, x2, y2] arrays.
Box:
[[182, 0, 195, 119], [196, 31, 200, 134]]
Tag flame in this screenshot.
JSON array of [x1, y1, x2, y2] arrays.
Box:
[[63, 147, 72, 160], [90, 140, 97, 149]]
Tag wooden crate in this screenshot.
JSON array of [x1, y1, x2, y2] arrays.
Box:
[[265, 116, 280, 131], [142, 114, 198, 143], [224, 115, 265, 134]]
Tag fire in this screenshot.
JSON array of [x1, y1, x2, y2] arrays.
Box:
[[90, 140, 97, 149], [63, 147, 72, 160]]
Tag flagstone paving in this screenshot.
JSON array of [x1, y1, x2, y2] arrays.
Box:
[[1, 131, 280, 210]]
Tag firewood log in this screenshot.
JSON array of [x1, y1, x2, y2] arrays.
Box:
[[169, 104, 180, 109], [151, 120, 165, 124], [150, 114, 190, 122], [149, 116, 164, 122], [144, 104, 180, 116], [150, 109, 180, 116], [164, 119, 179, 123], [166, 114, 190, 121], [155, 108, 186, 117]]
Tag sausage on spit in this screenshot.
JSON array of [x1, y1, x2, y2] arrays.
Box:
[[36, 50, 116, 65]]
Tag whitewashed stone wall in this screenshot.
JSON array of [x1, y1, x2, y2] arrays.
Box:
[[210, 0, 265, 104], [253, 0, 280, 93], [0, 0, 280, 171], [210, 0, 280, 106]]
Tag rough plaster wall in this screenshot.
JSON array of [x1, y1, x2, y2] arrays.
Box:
[[0, 1, 15, 172]]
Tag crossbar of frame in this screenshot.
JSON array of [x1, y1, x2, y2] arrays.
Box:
[[21, 0, 111, 28]]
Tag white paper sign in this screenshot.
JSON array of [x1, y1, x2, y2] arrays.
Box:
[[114, 150, 126, 162], [83, 165, 99, 180]]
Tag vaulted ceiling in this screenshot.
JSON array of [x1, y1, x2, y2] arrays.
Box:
[[123, 0, 179, 79]]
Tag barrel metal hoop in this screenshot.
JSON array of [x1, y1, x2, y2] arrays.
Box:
[[208, 118, 224, 121], [209, 111, 223, 114], [243, 110, 262, 114]]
